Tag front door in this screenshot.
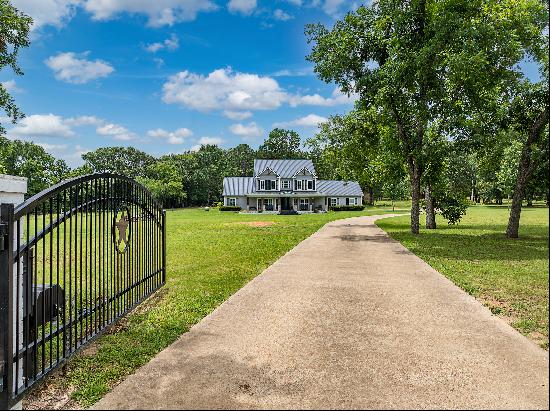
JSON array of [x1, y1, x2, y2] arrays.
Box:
[[281, 197, 291, 210]]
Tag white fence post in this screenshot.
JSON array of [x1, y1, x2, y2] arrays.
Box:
[[0, 175, 27, 411]]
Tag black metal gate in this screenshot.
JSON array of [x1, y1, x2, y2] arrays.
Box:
[[0, 173, 166, 407]]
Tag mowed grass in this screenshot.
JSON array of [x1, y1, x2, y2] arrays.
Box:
[[25, 204, 407, 408], [377, 205, 549, 349]]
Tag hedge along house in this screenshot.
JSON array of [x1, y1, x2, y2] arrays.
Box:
[[222, 159, 363, 213]]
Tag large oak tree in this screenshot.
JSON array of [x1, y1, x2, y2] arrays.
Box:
[[306, 0, 547, 233]]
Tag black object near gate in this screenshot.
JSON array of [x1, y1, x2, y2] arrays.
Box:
[[0, 174, 166, 408]]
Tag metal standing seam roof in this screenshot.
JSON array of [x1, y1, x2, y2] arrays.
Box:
[[223, 177, 363, 197], [316, 180, 363, 196], [253, 159, 316, 178], [222, 177, 255, 196]]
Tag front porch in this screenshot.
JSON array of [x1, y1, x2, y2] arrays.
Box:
[[245, 195, 326, 213]]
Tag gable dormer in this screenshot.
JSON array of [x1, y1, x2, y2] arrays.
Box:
[[292, 167, 317, 191], [256, 167, 279, 191]]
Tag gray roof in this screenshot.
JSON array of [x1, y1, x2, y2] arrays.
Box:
[[222, 177, 255, 196], [254, 159, 316, 178], [223, 176, 363, 197], [316, 180, 363, 196]]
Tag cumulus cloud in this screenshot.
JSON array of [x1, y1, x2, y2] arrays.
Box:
[[162, 68, 354, 114], [64, 115, 104, 126], [83, 0, 218, 26], [45, 52, 114, 84], [322, 0, 350, 17], [11, 0, 80, 30], [147, 127, 193, 144], [229, 122, 263, 141], [9, 114, 75, 138], [162, 68, 288, 112], [228, 0, 257, 15], [96, 123, 136, 141], [145, 33, 179, 53], [190, 136, 224, 151], [291, 87, 358, 107], [1, 80, 22, 93], [274, 114, 328, 128], [12, 0, 218, 29]]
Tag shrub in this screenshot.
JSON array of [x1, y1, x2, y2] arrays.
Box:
[[329, 205, 365, 211], [214, 201, 223, 208], [219, 206, 242, 212], [439, 197, 468, 224]]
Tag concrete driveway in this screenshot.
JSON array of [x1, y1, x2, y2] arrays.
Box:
[[93, 214, 549, 410]]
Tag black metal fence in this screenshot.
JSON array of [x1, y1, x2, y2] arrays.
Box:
[[0, 174, 166, 408]]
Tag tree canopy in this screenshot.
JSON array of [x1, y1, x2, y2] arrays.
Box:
[[306, 0, 548, 233], [0, 0, 32, 134]]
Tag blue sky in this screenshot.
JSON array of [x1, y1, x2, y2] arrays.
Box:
[[0, 0, 541, 167]]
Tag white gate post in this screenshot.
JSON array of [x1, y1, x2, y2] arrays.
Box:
[[0, 175, 27, 411]]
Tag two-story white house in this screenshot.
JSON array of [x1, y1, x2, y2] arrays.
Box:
[[222, 159, 363, 213]]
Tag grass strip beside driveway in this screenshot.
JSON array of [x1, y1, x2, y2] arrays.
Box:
[[377, 206, 549, 349]]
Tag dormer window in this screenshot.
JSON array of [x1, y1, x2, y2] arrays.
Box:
[[282, 180, 291, 190]]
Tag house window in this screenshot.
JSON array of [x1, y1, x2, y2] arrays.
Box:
[[229, 198, 237, 206], [282, 180, 290, 190], [264, 198, 274, 211], [348, 197, 357, 206], [295, 180, 303, 190], [260, 180, 265, 190], [299, 198, 309, 211], [330, 198, 338, 206], [307, 180, 313, 190]]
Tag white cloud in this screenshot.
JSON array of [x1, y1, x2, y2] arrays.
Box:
[[45, 52, 114, 84], [64, 115, 104, 126], [190, 136, 224, 151], [96, 123, 136, 141], [273, 9, 293, 21], [229, 122, 263, 140], [291, 87, 358, 107], [1, 80, 22, 93], [145, 33, 179, 53], [162, 68, 354, 115], [9, 114, 75, 138], [322, 0, 349, 17], [162, 67, 288, 112], [274, 114, 328, 128], [228, 0, 257, 15], [147, 127, 193, 144], [223, 110, 253, 120], [83, 0, 218, 26], [11, 0, 80, 30]]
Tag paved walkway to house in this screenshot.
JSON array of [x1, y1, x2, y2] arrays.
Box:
[[94, 214, 549, 410]]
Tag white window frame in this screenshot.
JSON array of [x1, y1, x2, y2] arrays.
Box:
[[295, 180, 303, 190], [259, 179, 265, 190], [228, 198, 237, 207], [330, 198, 338, 206], [282, 180, 291, 190], [307, 180, 313, 190], [348, 197, 357, 206]]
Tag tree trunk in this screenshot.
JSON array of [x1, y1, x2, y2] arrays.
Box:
[[425, 183, 436, 229], [506, 107, 548, 238], [364, 187, 374, 206], [409, 160, 421, 234]]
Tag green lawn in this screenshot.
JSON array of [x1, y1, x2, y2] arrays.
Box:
[[377, 206, 549, 349], [25, 205, 408, 408]]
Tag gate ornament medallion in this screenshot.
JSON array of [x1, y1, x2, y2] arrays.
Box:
[[114, 206, 131, 253]]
